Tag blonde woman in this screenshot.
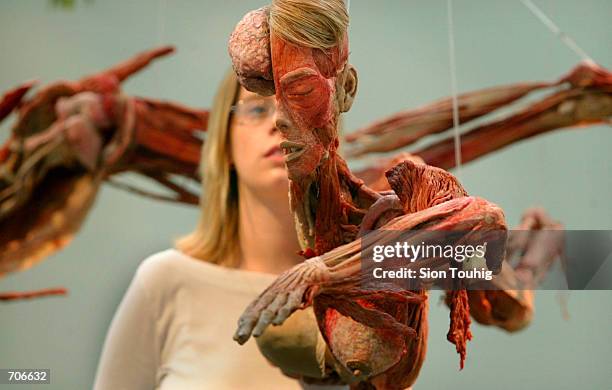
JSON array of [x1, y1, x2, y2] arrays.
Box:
[[93, 70, 339, 389]]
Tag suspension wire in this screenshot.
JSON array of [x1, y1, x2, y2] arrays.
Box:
[[446, 0, 462, 178], [521, 0, 594, 63]]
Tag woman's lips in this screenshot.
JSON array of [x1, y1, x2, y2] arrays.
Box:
[[264, 145, 285, 162]]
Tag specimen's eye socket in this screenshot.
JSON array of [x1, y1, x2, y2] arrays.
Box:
[[280, 68, 321, 98], [282, 75, 327, 107], [285, 82, 314, 97], [278, 67, 332, 128]]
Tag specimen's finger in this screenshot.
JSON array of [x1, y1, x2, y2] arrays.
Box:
[[233, 288, 277, 344], [252, 293, 288, 337], [234, 308, 260, 345], [234, 260, 322, 344], [272, 285, 307, 325], [258, 292, 288, 328], [248, 285, 277, 314], [234, 322, 254, 344]]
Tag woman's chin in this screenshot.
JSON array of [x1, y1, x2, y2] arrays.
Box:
[[261, 169, 290, 192]]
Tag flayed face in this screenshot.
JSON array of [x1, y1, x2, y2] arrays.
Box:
[[271, 33, 341, 181], [229, 7, 357, 183]]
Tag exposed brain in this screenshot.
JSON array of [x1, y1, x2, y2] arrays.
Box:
[[228, 7, 275, 96]]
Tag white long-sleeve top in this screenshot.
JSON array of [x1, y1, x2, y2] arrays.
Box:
[[93, 248, 320, 390]]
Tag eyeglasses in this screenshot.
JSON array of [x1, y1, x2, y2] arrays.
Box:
[[230, 98, 276, 125]]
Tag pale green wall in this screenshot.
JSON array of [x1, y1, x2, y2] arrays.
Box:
[[0, 1, 610, 389]]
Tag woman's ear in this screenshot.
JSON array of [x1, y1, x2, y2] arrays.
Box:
[[339, 64, 358, 113]]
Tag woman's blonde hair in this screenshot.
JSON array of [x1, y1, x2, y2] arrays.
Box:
[[175, 69, 241, 267]]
